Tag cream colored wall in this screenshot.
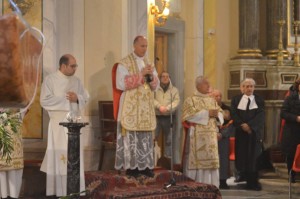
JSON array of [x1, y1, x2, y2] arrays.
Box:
[[84, 0, 239, 111], [215, 0, 239, 99], [180, 0, 239, 99], [84, 0, 122, 115], [180, 0, 204, 98], [204, 0, 239, 99]]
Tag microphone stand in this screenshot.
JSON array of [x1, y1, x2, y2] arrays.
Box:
[[164, 91, 176, 189]]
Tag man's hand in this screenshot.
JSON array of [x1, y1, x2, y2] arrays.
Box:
[[241, 123, 252, 134], [217, 133, 222, 141], [223, 110, 231, 120], [141, 64, 154, 76], [66, 91, 78, 103], [159, 106, 168, 113], [297, 116, 300, 123], [209, 109, 218, 118]]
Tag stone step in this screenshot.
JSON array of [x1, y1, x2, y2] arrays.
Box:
[[260, 171, 300, 193], [272, 163, 300, 180], [273, 162, 286, 169], [260, 175, 300, 195], [274, 165, 289, 179], [227, 172, 300, 196]]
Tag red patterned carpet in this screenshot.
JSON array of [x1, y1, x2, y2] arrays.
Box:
[[82, 169, 222, 199]]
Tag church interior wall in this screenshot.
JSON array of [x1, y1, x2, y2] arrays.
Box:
[[0, 0, 244, 171], [84, 0, 122, 115], [215, 0, 239, 99], [180, 0, 204, 98]]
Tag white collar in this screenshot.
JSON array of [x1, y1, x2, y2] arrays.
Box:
[[133, 52, 144, 60], [194, 90, 210, 97], [237, 94, 258, 110]]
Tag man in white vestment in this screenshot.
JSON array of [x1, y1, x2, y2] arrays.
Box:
[[40, 54, 89, 197], [113, 36, 159, 178], [182, 76, 223, 187]]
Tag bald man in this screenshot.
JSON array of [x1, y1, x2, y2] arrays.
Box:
[[40, 54, 89, 197], [182, 76, 224, 187], [114, 36, 159, 178]]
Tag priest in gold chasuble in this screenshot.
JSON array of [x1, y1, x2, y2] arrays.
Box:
[[182, 76, 223, 187], [114, 36, 159, 178]]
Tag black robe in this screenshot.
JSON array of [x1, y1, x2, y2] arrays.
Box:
[[281, 92, 300, 156], [218, 103, 234, 180], [231, 94, 265, 173]]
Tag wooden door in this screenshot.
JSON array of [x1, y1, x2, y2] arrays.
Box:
[[154, 32, 169, 161], [155, 32, 168, 76]]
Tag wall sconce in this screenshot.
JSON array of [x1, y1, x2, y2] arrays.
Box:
[[150, 0, 170, 26]]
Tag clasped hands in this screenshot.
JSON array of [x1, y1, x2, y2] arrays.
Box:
[[159, 106, 168, 114], [241, 123, 252, 134], [141, 64, 154, 77], [66, 91, 78, 103], [209, 109, 219, 118]]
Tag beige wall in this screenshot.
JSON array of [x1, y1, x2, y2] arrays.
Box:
[[83, 0, 239, 114], [215, 0, 239, 99], [204, 0, 239, 99], [84, 0, 122, 115], [179, 0, 239, 99], [180, 0, 204, 98]]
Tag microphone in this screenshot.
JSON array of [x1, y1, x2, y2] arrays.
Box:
[[145, 74, 153, 83], [144, 59, 153, 83]]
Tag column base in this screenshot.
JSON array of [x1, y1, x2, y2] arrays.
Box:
[[233, 49, 263, 59], [266, 49, 289, 59]]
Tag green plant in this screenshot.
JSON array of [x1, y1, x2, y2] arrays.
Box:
[[0, 109, 21, 163]]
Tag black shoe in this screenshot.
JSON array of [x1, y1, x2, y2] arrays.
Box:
[[140, 168, 155, 178], [126, 168, 141, 178], [219, 179, 230, 189], [219, 183, 230, 189], [234, 175, 246, 182]]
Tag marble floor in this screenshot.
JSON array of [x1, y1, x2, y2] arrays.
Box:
[[221, 177, 299, 199]]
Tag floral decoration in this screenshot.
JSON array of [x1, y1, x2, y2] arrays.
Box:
[[0, 109, 21, 163]]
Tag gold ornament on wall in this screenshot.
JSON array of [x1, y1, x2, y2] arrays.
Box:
[[150, 0, 170, 26], [8, 0, 35, 16]]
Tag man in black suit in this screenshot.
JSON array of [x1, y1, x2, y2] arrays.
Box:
[[231, 78, 265, 191]]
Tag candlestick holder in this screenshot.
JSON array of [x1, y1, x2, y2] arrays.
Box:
[[277, 20, 285, 66], [293, 21, 300, 67]]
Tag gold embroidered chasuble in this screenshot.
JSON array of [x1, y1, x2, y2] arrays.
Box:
[[119, 53, 156, 132], [0, 128, 23, 171], [182, 92, 222, 169]]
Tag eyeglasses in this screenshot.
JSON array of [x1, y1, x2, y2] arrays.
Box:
[[69, 64, 78, 68]]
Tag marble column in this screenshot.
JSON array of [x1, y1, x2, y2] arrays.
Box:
[[59, 122, 88, 197], [237, 0, 262, 58], [265, 0, 288, 59]]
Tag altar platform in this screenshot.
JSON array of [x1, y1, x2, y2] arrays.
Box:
[[82, 169, 222, 199]]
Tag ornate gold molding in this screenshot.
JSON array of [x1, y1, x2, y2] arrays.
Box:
[[236, 49, 262, 58], [8, 0, 35, 16]]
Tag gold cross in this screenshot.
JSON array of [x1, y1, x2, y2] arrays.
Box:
[[60, 155, 66, 164]]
